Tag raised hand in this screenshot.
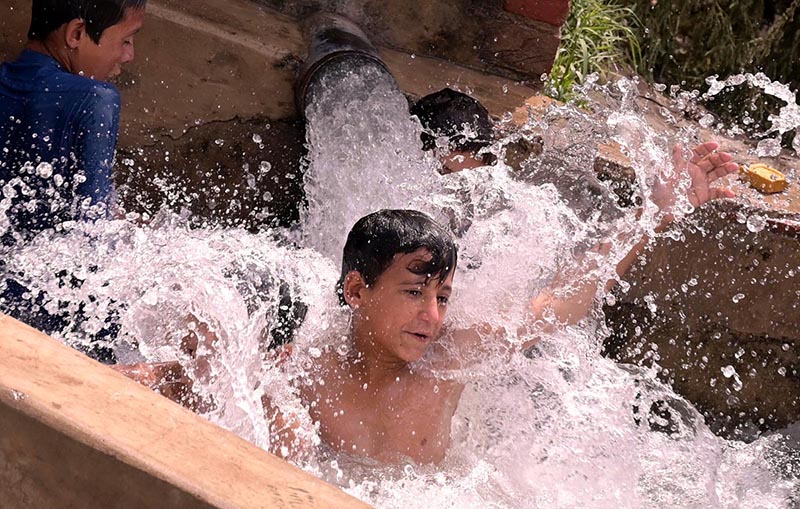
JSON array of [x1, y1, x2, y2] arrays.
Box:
[[676, 142, 739, 207], [653, 141, 739, 213]]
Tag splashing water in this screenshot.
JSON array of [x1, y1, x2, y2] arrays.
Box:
[[1, 63, 798, 508], [704, 73, 800, 157], [301, 58, 444, 261]]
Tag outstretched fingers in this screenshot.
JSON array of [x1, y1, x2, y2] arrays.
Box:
[[692, 141, 720, 161], [710, 187, 736, 201], [698, 155, 738, 179]]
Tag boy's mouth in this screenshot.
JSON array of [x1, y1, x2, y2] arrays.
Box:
[[405, 331, 432, 343]]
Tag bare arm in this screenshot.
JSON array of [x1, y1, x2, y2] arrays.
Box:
[[111, 314, 222, 412], [111, 360, 204, 408], [528, 141, 740, 326]]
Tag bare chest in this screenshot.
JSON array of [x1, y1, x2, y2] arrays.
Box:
[[304, 377, 462, 464]]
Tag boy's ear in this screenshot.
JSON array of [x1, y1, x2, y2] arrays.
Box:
[[343, 271, 368, 309], [64, 18, 87, 50]]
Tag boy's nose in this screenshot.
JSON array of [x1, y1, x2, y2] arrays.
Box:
[[122, 45, 135, 64], [419, 296, 440, 323]]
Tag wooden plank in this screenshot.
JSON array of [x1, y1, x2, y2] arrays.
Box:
[[0, 314, 370, 509]]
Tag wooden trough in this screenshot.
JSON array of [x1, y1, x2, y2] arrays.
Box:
[[0, 313, 370, 509]]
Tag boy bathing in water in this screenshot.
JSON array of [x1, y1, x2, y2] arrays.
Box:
[[118, 140, 738, 465], [294, 209, 462, 464]]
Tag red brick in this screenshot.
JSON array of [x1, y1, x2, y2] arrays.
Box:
[[504, 0, 571, 27]]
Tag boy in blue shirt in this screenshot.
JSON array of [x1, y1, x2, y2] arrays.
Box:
[[0, 0, 146, 243], [0, 0, 146, 357]]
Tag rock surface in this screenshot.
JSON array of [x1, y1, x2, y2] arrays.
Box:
[[604, 200, 800, 438], [254, 0, 567, 81], [598, 81, 800, 438]]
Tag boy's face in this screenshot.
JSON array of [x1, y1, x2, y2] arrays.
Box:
[[440, 150, 486, 174], [74, 7, 145, 80], [351, 249, 454, 363]]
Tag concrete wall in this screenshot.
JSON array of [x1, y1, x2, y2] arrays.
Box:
[[255, 0, 569, 82], [604, 200, 800, 438], [0, 0, 550, 227], [0, 314, 370, 509]]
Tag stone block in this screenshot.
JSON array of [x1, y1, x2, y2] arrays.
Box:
[[478, 12, 563, 79], [604, 200, 800, 438]]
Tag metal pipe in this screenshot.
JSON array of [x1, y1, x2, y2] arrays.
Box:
[[295, 13, 392, 115]]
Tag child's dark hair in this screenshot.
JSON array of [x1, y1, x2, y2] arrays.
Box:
[[28, 0, 147, 44], [410, 88, 494, 153], [337, 209, 458, 305]]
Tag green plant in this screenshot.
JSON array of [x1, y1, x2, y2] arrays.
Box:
[[631, 0, 800, 138], [547, 0, 642, 102]]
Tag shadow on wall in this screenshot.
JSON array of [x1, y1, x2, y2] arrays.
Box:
[[117, 118, 307, 230]]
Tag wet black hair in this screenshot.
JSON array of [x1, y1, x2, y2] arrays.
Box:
[[28, 0, 147, 44], [337, 209, 458, 306], [410, 88, 494, 153]]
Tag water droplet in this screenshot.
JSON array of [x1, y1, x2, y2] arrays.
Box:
[[644, 294, 658, 314], [214, 139, 224, 147], [746, 214, 766, 233], [732, 293, 745, 303], [252, 134, 263, 144], [698, 114, 715, 128], [141, 290, 158, 306], [721, 365, 736, 378], [778, 367, 787, 376], [756, 137, 781, 157], [11, 390, 25, 401], [308, 347, 322, 358], [259, 161, 272, 173]]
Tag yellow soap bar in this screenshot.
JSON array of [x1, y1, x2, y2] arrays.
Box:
[[740, 163, 788, 194]]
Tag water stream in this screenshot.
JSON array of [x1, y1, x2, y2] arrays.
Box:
[[1, 63, 798, 507]]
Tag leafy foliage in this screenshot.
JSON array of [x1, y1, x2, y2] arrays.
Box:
[[546, 0, 642, 102], [631, 0, 800, 136]]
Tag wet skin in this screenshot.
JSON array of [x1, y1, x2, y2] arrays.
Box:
[[29, 7, 145, 81], [113, 142, 741, 465], [300, 249, 465, 464], [440, 150, 486, 174]]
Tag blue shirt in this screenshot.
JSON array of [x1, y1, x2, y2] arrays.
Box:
[[0, 50, 120, 244]]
